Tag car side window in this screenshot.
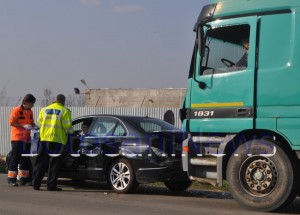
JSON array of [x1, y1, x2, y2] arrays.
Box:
[[72, 118, 94, 136], [90, 118, 118, 137], [201, 24, 250, 75], [140, 122, 162, 132], [112, 124, 126, 136]]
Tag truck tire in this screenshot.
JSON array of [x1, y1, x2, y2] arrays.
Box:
[[226, 139, 298, 212]]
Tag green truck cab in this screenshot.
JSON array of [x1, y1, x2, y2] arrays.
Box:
[[181, 0, 300, 211]]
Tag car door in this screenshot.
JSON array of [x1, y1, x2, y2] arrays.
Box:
[[190, 16, 258, 133], [62, 117, 96, 171], [79, 117, 125, 177]]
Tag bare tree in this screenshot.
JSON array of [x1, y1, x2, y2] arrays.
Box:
[[41, 88, 55, 106], [75, 95, 85, 107], [66, 95, 84, 107], [0, 87, 9, 106], [40, 88, 85, 107]]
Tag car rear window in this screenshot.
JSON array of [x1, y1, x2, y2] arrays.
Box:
[[128, 118, 179, 133]]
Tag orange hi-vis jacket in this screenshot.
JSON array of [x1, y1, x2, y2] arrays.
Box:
[[9, 106, 34, 142]]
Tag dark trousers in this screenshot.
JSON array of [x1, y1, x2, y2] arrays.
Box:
[[7, 141, 32, 184], [32, 141, 65, 189]]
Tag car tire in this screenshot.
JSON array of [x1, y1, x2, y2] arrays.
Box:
[[164, 179, 192, 191], [226, 139, 298, 212], [108, 158, 138, 193]]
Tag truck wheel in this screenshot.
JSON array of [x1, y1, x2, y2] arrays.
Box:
[[227, 139, 298, 212], [164, 179, 192, 191], [108, 158, 138, 193]]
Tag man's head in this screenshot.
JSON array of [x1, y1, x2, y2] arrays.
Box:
[[242, 39, 249, 51], [81, 124, 89, 134], [56, 94, 66, 105], [81, 121, 91, 134], [22, 94, 36, 110]]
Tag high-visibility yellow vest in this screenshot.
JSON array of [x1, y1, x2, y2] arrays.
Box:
[[38, 102, 73, 145]]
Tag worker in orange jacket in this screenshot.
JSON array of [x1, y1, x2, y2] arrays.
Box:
[[7, 94, 37, 186]]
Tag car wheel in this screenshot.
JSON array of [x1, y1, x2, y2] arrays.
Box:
[[227, 139, 298, 212], [108, 158, 138, 193], [164, 179, 192, 191]]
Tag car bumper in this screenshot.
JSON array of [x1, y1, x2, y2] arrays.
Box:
[[134, 158, 188, 183]]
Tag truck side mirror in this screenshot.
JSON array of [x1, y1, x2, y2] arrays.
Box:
[[197, 27, 205, 57]]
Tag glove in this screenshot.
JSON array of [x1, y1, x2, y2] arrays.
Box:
[[23, 124, 33, 130]]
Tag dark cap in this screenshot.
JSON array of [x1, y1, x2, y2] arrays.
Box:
[[56, 94, 66, 104], [22, 94, 36, 104]]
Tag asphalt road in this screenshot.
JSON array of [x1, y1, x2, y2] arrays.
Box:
[[0, 174, 299, 215]]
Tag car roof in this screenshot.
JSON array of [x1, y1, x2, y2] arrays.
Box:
[[73, 114, 158, 121]]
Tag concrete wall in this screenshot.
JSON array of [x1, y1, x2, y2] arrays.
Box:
[[84, 88, 186, 108]]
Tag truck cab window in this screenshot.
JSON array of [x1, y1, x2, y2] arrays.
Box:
[[201, 24, 250, 75]]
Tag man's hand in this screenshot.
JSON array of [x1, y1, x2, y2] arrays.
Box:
[[23, 124, 33, 130]]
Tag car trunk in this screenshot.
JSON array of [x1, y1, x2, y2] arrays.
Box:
[[149, 131, 186, 158]]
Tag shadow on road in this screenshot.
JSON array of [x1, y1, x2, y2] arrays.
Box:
[[57, 178, 231, 199], [277, 198, 300, 214], [56, 178, 300, 214]]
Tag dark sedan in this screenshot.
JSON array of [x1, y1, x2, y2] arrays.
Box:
[[32, 115, 191, 193]]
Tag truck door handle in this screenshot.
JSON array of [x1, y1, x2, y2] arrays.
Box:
[[237, 108, 252, 117]]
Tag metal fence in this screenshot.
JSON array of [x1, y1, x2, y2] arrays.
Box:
[[0, 107, 181, 156]]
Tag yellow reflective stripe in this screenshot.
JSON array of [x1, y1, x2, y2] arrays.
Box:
[[44, 115, 59, 120], [62, 119, 71, 124], [191, 102, 244, 108], [41, 124, 63, 129]]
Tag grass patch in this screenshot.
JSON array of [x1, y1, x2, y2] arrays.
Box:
[[189, 181, 229, 191], [148, 181, 229, 192]]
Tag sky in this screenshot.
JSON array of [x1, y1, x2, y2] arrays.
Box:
[[0, 0, 210, 106]]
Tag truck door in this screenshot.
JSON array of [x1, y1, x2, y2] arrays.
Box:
[[190, 16, 258, 133]]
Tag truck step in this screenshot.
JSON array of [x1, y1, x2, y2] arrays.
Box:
[[191, 136, 225, 144], [190, 157, 217, 166]]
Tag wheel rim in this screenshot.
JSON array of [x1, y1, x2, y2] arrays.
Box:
[[110, 162, 131, 191], [239, 156, 278, 197]]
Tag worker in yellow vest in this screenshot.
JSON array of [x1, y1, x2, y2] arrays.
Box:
[[32, 94, 73, 191]]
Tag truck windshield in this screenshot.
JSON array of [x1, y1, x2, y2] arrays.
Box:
[[200, 24, 250, 75]]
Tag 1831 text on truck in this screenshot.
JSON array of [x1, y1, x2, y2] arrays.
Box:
[[181, 0, 300, 212]]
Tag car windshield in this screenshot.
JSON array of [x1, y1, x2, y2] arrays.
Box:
[[128, 117, 180, 133]]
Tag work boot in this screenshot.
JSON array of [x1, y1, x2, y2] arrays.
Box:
[[33, 186, 40, 191], [8, 182, 19, 187], [18, 178, 26, 186], [47, 187, 62, 191], [19, 177, 32, 186], [8, 177, 18, 187]]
